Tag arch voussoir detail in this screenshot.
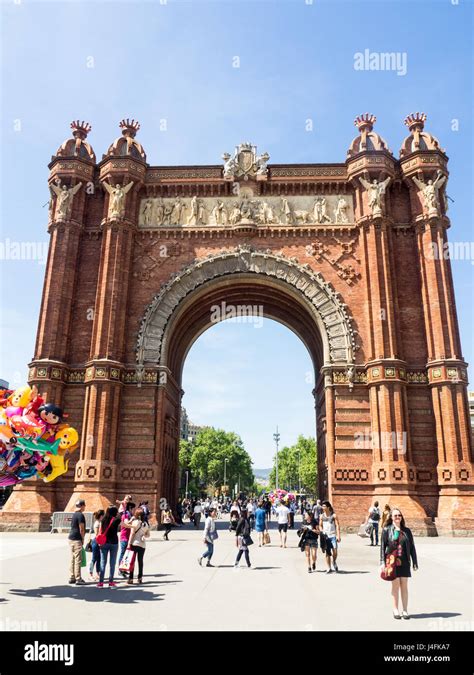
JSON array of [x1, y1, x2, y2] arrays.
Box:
[[136, 246, 358, 366]]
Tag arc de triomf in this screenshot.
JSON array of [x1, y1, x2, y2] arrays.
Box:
[[2, 113, 473, 534]]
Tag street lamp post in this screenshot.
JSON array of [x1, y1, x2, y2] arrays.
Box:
[[224, 458, 228, 495], [298, 450, 301, 494], [185, 470, 189, 499], [273, 426, 280, 491]]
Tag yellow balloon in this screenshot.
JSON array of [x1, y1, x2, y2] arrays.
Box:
[[55, 426, 79, 451], [38, 454, 69, 483], [9, 386, 33, 408]]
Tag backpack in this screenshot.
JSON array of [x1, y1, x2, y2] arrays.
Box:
[[371, 508, 380, 522]]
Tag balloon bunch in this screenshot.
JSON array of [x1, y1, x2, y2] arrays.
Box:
[[268, 489, 296, 505], [0, 385, 79, 487]]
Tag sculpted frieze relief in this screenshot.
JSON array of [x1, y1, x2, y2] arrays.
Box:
[[138, 194, 354, 228]]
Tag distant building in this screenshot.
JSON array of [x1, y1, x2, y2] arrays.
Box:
[[180, 407, 205, 442]]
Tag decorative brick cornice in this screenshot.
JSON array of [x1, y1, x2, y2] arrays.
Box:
[[137, 224, 359, 237], [146, 167, 223, 181], [427, 361, 468, 386], [100, 217, 136, 232], [47, 219, 83, 235], [99, 157, 147, 175], [269, 165, 347, 178], [400, 150, 448, 176], [48, 158, 96, 179], [28, 361, 168, 386], [320, 365, 367, 387]]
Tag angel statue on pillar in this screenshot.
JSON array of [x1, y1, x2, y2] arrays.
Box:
[[51, 181, 82, 221], [103, 181, 134, 220], [412, 171, 447, 218], [359, 173, 391, 218]]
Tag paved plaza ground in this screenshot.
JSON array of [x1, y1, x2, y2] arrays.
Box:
[[0, 515, 472, 632]]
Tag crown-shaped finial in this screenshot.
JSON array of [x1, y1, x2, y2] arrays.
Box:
[[70, 120, 92, 140], [354, 113, 377, 132], [404, 112, 427, 132], [120, 118, 141, 138]]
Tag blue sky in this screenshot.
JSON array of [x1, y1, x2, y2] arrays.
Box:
[[1, 0, 472, 467]]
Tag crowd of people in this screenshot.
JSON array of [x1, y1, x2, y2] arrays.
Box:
[[68, 495, 151, 588], [67, 493, 418, 618]]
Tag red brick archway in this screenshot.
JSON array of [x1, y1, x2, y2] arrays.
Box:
[[2, 116, 473, 534], [135, 249, 358, 509]]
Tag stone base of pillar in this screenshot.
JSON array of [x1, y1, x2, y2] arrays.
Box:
[[434, 493, 474, 536], [333, 489, 438, 536], [0, 484, 57, 532], [64, 483, 118, 513]]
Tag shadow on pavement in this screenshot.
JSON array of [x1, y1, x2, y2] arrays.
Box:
[[8, 578, 182, 603], [215, 565, 282, 570], [330, 570, 371, 575], [251, 566, 282, 571], [409, 612, 462, 620], [149, 539, 189, 542]]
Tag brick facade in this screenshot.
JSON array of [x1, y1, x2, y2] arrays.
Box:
[[1, 116, 472, 534]]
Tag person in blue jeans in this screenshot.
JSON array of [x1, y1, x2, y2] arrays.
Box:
[[89, 510, 104, 580], [368, 501, 381, 546], [97, 506, 121, 588], [198, 508, 217, 567], [118, 503, 135, 577]]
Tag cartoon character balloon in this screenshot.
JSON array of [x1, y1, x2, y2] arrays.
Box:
[[0, 386, 79, 487]]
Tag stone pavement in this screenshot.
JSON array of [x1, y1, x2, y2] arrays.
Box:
[[0, 516, 472, 632]]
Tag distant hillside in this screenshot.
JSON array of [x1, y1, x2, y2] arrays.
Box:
[[254, 468, 272, 480]]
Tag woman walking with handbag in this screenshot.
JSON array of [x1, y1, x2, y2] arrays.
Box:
[[97, 506, 122, 588], [298, 511, 320, 573], [254, 501, 267, 546], [161, 505, 175, 541], [234, 509, 253, 569], [118, 502, 135, 577], [88, 509, 104, 581], [124, 507, 150, 585], [198, 507, 218, 567], [380, 508, 418, 620]]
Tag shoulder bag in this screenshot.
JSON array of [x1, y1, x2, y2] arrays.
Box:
[[96, 517, 116, 546]]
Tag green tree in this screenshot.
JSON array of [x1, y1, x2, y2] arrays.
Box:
[[269, 435, 317, 495], [185, 427, 255, 495], [178, 439, 199, 497]]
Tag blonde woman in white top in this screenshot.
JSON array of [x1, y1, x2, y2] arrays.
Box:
[[123, 507, 150, 584]]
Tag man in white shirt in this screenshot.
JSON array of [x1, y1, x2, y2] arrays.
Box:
[[275, 501, 291, 548], [193, 501, 203, 529], [313, 499, 323, 521], [246, 500, 255, 530]]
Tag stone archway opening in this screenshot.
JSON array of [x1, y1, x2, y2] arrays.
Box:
[[137, 248, 357, 508], [180, 314, 320, 499]]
